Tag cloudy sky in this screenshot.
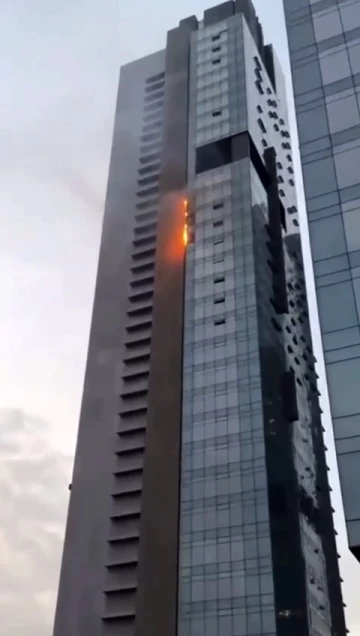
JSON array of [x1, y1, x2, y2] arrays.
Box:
[[1, 0, 359, 634]]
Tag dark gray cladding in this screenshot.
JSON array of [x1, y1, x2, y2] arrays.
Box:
[[134, 18, 197, 636], [204, 1, 234, 25], [52, 51, 165, 636], [179, 15, 198, 29]]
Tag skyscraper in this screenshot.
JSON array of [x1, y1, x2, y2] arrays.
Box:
[[53, 2, 347, 635], [283, 0, 360, 564]]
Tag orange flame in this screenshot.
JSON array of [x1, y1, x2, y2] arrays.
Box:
[[183, 197, 188, 246]]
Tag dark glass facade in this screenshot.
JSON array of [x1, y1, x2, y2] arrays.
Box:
[[53, 2, 347, 636], [283, 0, 360, 563]]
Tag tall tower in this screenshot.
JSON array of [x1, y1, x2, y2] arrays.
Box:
[[283, 0, 360, 565], [53, 2, 347, 635]]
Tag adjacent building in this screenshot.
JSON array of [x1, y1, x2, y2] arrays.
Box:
[[53, 2, 347, 635], [284, 0, 360, 563]]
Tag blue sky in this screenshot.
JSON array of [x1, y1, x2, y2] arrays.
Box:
[[1, 1, 359, 633]]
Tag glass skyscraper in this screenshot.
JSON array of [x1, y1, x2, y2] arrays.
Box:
[[284, 0, 360, 564], [53, 2, 347, 635]]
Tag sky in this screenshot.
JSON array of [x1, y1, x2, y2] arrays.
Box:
[[1, 0, 359, 634]]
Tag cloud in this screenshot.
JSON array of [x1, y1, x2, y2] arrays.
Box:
[[0, 409, 71, 635]]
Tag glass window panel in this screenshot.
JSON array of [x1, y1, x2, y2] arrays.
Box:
[[349, 250, 360, 267], [323, 326, 360, 351], [314, 253, 349, 276], [337, 451, 360, 519], [334, 414, 360, 440], [233, 612, 247, 636], [297, 105, 329, 142], [317, 281, 357, 333], [337, 436, 360, 454], [303, 156, 337, 198], [343, 208, 360, 252], [348, 519, 360, 546], [340, 4, 360, 31], [309, 214, 346, 261], [335, 146, 360, 189], [327, 94, 360, 134], [313, 9, 342, 42], [349, 43, 360, 75], [293, 60, 322, 95], [262, 611, 276, 633], [320, 50, 351, 85], [352, 277, 360, 318], [290, 21, 316, 51], [247, 613, 262, 635], [327, 356, 360, 417]]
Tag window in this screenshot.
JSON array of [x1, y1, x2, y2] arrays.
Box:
[[257, 105, 263, 113], [212, 110, 222, 117], [213, 220, 223, 228], [212, 58, 221, 65], [258, 118, 267, 133], [256, 80, 264, 95], [213, 202, 224, 210], [320, 50, 351, 85], [213, 254, 224, 263], [327, 357, 360, 418], [335, 146, 360, 189], [212, 46, 221, 53], [214, 275, 225, 284], [309, 214, 346, 261], [214, 296, 225, 304], [214, 317, 226, 325], [343, 208, 360, 252], [327, 94, 359, 134], [146, 71, 165, 84], [313, 9, 342, 42], [297, 105, 328, 143], [317, 281, 357, 334]]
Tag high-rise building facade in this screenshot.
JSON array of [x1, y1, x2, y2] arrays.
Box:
[[283, 0, 360, 564], [53, 2, 347, 636]]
